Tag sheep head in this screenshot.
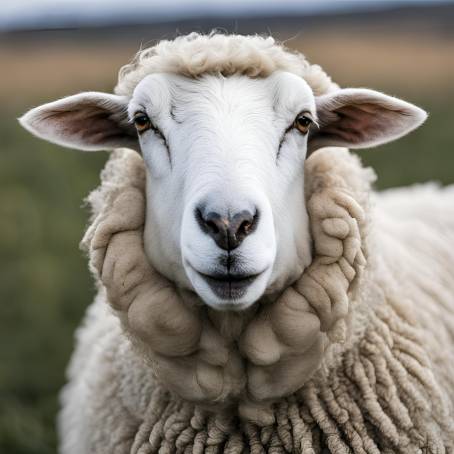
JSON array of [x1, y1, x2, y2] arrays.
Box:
[[20, 72, 425, 312]]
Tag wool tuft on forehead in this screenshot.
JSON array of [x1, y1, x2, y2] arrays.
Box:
[[115, 32, 337, 97]]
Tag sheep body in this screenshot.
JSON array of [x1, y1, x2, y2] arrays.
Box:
[[56, 34, 454, 453], [58, 147, 454, 453]]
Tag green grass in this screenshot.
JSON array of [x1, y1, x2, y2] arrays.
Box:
[[359, 97, 454, 189], [0, 90, 453, 453], [0, 106, 106, 453]]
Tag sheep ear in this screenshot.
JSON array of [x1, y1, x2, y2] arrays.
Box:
[[19, 92, 139, 152], [308, 88, 427, 154]]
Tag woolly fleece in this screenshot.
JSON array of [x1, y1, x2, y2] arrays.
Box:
[[58, 147, 454, 453], [58, 33, 454, 453]]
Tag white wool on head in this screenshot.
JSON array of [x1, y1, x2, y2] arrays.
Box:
[[115, 32, 337, 98]]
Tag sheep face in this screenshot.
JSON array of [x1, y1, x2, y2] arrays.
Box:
[[129, 71, 315, 310], [19, 67, 426, 311]]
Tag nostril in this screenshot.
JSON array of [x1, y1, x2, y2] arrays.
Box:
[[235, 210, 259, 241], [206, 219, 219, 235], [195, 207, 225, 236], [195, 208, 210, 231], [239, 218, 252, 236], [240, 220, 251, 234]]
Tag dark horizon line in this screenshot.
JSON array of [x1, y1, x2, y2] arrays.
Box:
[[2, 0, 454, 34]]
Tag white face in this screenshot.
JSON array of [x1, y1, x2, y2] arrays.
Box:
[[129, 72, 315, 310], [19, 67, 427, 311]]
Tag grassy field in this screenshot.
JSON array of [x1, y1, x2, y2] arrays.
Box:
[[1, 22, 453, 453]]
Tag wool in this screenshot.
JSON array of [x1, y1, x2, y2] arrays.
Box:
[[80, 145, 368, 418], [57, 33, 454, 453], [59, 146, 454, 453], [115, 33, 337, 98]]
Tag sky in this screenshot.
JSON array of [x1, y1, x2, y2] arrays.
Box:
[[1, 0, 452, 31]]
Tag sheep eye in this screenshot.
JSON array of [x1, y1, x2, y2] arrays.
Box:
[[133, 112, 151, 133], [294, 113, 313, 135]]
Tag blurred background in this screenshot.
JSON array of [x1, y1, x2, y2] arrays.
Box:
[[1, 0, 453, 452]]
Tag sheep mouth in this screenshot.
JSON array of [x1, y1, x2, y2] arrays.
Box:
[[196, 270, 261, 300]]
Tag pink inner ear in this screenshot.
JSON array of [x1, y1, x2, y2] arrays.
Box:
[[308, 89, 426, 154], [42, 106, 135, 146], [321, 104, 385, 144], [317, 102, 412, 146]]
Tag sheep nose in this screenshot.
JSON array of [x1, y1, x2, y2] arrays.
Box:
[[196, 207, 259, 250]]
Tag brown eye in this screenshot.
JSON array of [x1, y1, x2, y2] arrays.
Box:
[[294, 113, 313, 135], [133, 113, 151, 133]]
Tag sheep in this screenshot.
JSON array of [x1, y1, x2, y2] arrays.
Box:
[[19, 33, 454, 453]]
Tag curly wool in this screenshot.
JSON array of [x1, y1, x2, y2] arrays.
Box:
[[57, 34, 454, 453], [80, 147, 368, 422], [114, 33, 337, 98], [59, 148, 454, 453]]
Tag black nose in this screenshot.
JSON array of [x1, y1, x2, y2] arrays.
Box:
[[196, 207, 259, 251]]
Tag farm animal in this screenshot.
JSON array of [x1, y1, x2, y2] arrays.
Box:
[[20, 33, 454, 453]]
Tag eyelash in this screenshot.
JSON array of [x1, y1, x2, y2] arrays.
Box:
[[293, 112, 314, 134], [132, 111, 171, 164], [277, 112, 314, 158], [131, 112, 164, 139]]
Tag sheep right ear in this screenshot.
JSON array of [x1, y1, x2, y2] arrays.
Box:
[[308, 88, 427, 155], [19, 92, 139, 152]]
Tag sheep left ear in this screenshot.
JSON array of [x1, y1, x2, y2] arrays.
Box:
[[19, 92, 139, 152], [308, 88, 427, 154]]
